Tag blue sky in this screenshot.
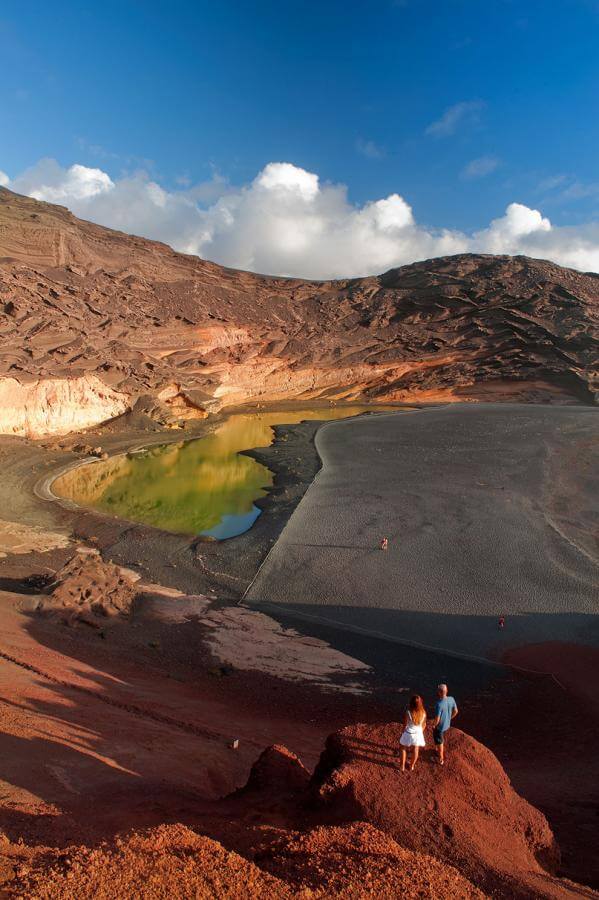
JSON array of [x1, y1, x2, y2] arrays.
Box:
[[2, 0, 599, 277]]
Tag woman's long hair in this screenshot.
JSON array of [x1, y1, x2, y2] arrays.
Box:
[[408, 694, 426, 726]]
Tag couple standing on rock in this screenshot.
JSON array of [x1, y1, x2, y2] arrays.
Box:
[[399, 684, 458, 772]]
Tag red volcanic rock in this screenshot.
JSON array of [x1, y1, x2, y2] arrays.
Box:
[[0, 725, 585, 898], [311, 722, 561, 898], [258, 821, 486, 898], [0, 187, 597, 435], [10, 824, 292, 899], [6, 821, 486, 899], [46, 548, 140, 623], [239, 744, 311, 797]]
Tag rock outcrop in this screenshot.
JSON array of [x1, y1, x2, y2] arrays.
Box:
[[311, 722, 563, 898], [0, 374, 129, 437], [1, 187, 597, 436], [1, 723, 588, 898], [44, 548, 141, 624]]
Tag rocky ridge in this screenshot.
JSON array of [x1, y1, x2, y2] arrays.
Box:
[[5, 728, 589, 899], [0, 187, 597, 436]]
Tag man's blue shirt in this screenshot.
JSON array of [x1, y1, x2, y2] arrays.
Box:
[[435, 696, 457, 732]]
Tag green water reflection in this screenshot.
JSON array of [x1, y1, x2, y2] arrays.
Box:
[[53, 406, 380, 538]]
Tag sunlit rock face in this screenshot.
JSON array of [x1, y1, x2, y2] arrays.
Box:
[[1, 187, 597, 437], [0, 374, 130, 437]]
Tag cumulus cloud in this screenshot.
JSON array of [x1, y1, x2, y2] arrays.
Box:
[[2, 158, 599, 276], [0, 171, 10, 187], [473, 203, 551, 253], [461, 155, 500, 180], [426, 100, 485, 138], [12, 159, 115, 202]]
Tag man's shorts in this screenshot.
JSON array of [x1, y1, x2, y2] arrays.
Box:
[[433, 726, 446, 746]]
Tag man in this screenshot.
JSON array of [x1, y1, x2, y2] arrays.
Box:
[[432, 683, 458, 766]]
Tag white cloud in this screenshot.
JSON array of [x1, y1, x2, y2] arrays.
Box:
[[0, 171, 10, 187], [5, 158, 599, 276], [12, 159, 114, 202], [461, 155, 500, 180], [472, 203, 551, 254], [356, 138, 385, 159], [426, 100, 485, 138], [254, 162, 319, 200]]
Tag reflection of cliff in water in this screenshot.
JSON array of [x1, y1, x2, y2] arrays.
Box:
[[54, 455, 134, 505], [54, 438, 273, 536], [53, 407, 379, 538]]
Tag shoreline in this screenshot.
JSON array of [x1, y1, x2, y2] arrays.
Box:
[[23, 403, 406, 601], [0, 402, 598, 887]]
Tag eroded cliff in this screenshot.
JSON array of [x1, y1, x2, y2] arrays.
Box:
[[1, 187, 597, 436]]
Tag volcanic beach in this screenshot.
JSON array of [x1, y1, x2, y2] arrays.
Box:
[[0, 401, 597, 895], [247, 403, 599, 660], [0, 189, 598, 896]]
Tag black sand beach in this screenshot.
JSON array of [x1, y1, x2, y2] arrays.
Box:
[[246, 403, 599, 661]]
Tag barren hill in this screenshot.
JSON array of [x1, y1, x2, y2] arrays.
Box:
[[0, 187, 597, 436]]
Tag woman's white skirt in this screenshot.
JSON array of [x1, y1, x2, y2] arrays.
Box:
[[400, 727, 425, 748]]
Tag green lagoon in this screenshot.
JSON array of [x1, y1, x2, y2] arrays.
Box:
[[53, 406, 380, 539]]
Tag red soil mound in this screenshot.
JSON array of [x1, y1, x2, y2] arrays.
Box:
[[0, 724, 588, 898], [311, 722, 562, 898], [10, 824, 291, 899], [258, 821, 486, 898], [7, 821, 486, 899], [238, 744, 311, 796]]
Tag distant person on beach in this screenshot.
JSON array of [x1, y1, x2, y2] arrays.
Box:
[[380, 537, 388, 551], [432, 684, 458, 766], [498, 616, 505, 629], [399, 694, 427, 772]]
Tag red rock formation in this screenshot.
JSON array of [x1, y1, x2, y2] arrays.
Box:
[[0, 723, 587, 898], [311, 722, 564, 898], [44, 548, 140, 623], [8, 821, 488, 899], [1, 187, 597, 435], [238, 744, 312, 797]]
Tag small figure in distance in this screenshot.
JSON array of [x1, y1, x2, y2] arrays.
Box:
[[432, 683, 458, 767], [498, 616, 505, 630], [380, 537, 389, 551], [399, 694, 427, 772]]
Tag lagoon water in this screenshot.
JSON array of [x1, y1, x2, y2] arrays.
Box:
[[53, 406, 378, 539]]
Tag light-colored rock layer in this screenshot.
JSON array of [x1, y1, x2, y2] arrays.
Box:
[[0, 518, 70, 557], [0, 374, 130, 437]]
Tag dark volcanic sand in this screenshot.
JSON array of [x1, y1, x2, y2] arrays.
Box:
[[247, 403, 599, 659]]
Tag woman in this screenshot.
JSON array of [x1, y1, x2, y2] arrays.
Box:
[[399, 694, 426, 771]]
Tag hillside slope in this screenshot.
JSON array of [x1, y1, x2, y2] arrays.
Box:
[[0, 187, 597, 436]]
